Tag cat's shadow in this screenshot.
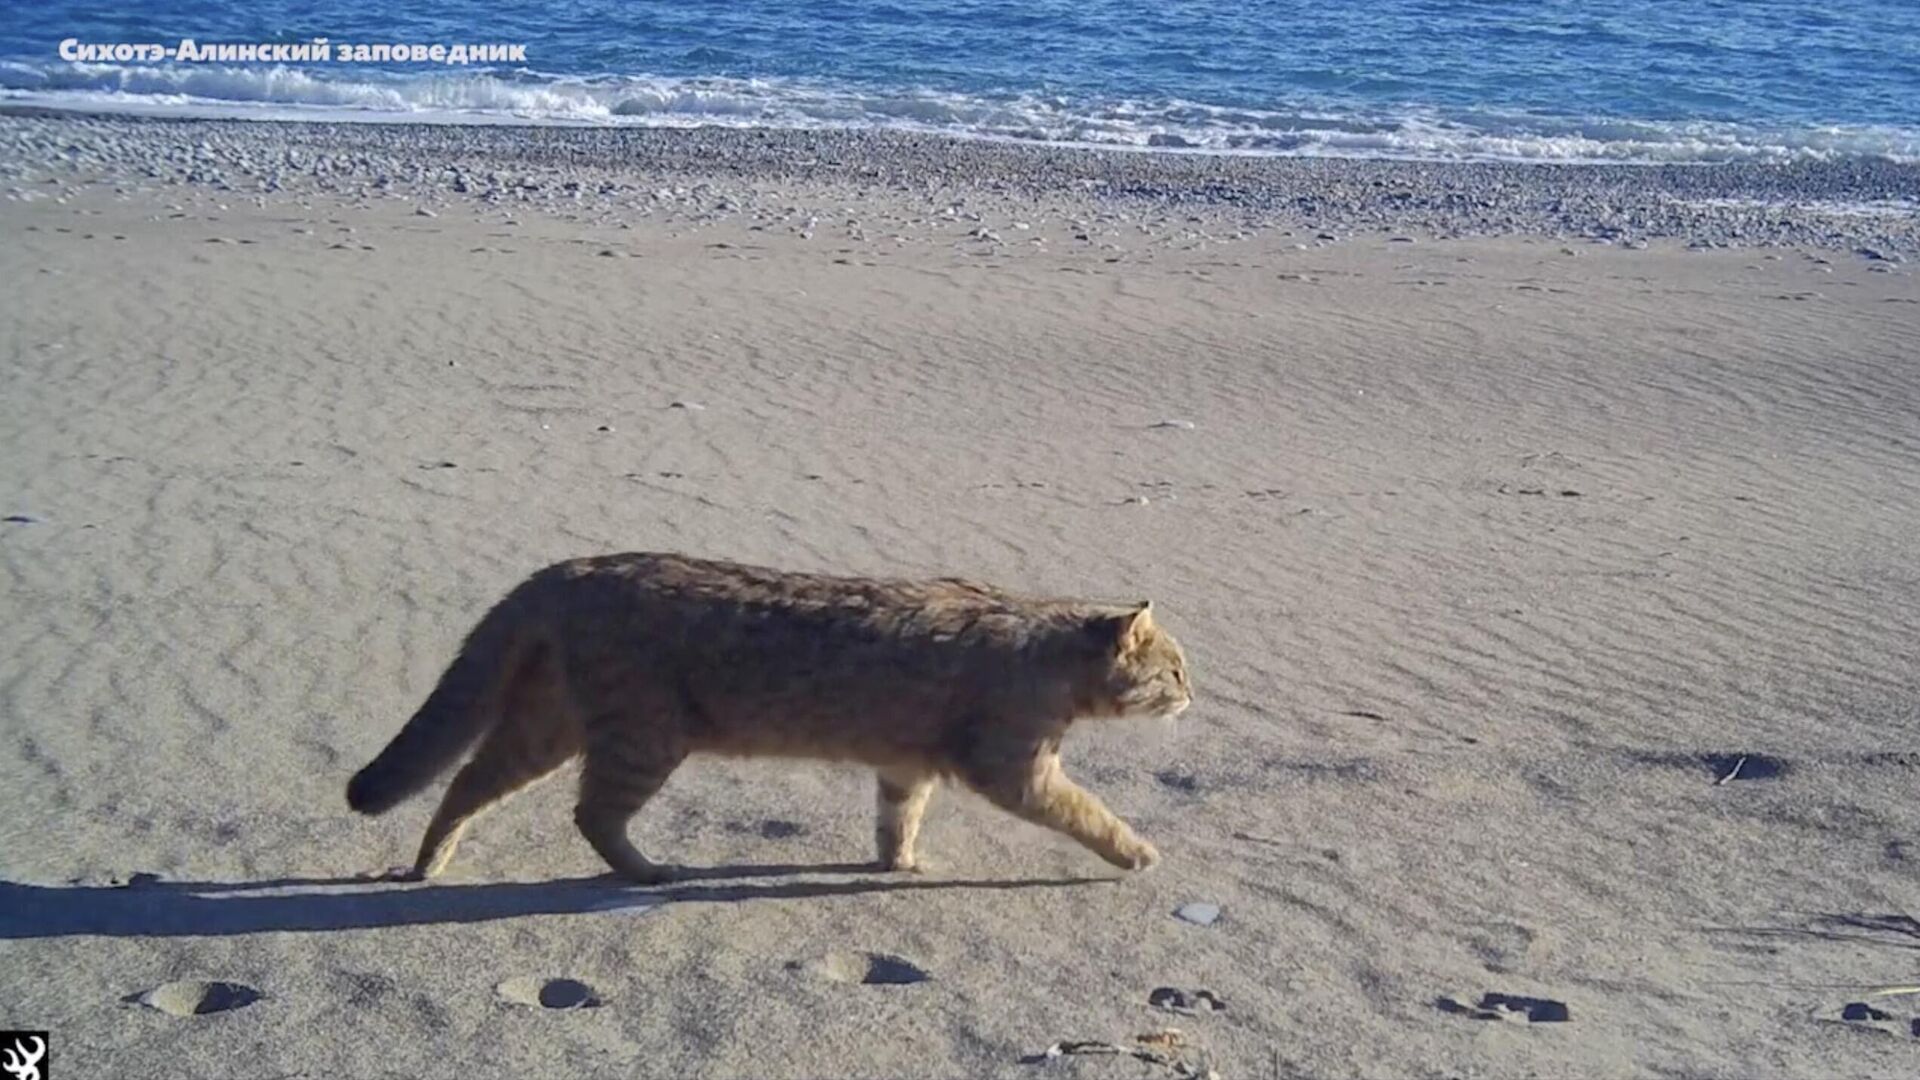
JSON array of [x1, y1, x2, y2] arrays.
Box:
[[0, 864, 1109, 939]]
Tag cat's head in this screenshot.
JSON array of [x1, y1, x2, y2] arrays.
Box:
[[1077, 602, 1192, 719]]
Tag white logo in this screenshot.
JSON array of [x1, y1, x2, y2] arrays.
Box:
[[1, 1036, 44, 1080], [57, 37, 529, 66]]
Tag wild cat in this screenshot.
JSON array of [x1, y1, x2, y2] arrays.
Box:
[[346, 552, 1193, 883]]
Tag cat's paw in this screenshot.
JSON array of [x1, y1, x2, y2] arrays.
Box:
[[879, 854, 925, 874], [1108, 842, 1160, 871], [362, 865, 425, 883], [609, 860, 677, 885]]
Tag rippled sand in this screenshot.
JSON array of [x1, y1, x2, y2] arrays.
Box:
[[2, 130, 1917, 1078]]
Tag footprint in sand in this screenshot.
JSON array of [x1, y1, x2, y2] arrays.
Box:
[[1702, 753, 1787, 783], [1832, 1000, 1920, 1037], [128, 980, 263, 1016], [790, 951, 929, 985], [496, 976, 603, 1010], [1437, 992, 1570, 1023], [1840, 1001, 1893, 1023], [1625, 750, 1790, 783], [724, 818, 808, 840], [1153, 769, 1200, 794]]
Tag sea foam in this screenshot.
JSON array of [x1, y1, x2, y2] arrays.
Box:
[[4, 61, 1917, 165]]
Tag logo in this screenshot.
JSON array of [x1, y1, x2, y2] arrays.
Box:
[[0, 1034, 46, 1080]]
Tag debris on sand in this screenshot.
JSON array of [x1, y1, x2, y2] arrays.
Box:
[[1149, 987, 1227, 1015], [1174, 902, 1220, 926]]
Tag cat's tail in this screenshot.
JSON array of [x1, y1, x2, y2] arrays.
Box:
[[346, 597, 539, 815]]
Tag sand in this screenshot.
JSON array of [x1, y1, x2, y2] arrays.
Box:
[[1, 117, 1918, 1079]]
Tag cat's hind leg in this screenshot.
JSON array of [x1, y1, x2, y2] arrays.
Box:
[[874, 766, 936, 872], [406, 701, 581, 880], [969, 750, 1158, 871], [574, 722, 685, 884]]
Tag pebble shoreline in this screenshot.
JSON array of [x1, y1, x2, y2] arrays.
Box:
[[2, 111, 1916, 254]]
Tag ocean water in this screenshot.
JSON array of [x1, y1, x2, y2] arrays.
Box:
[[3, 1, 1918, 163]]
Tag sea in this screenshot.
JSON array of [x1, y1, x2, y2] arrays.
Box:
[[3, 1, 1917, 164]]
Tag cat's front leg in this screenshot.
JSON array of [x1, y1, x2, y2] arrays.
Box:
[[875, 767, 937, 871], [974, 753, 1159, 871], [1051, 783, 1159, 871]]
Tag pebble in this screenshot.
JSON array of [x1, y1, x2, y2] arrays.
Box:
[[0, 117, 1911, 255], [1174, 902, 1220, 926]]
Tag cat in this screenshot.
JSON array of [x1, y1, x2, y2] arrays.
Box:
[[346, 552, 1193, 882]]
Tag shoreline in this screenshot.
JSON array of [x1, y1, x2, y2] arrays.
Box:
[[4, 111, 1918, 254]]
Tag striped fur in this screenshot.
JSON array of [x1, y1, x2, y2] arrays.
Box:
[[345, 552, 1193, 881]]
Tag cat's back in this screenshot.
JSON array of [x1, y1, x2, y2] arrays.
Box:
[[524, 551, 1028, 642]]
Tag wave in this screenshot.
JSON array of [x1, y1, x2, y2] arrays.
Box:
[[4, 60, 1917, 165]]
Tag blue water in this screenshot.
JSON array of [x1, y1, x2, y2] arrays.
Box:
[[4, 1, 1918, 162]]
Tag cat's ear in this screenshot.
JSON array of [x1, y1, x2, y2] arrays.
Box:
[[1126, 601, 1156, 645], [1089, 602, 1154, 654]]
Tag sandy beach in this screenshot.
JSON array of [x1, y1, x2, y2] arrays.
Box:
[[1, 115, 1918, 1078]]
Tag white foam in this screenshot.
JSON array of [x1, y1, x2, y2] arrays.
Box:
[[1684, 195, 1920, 217], [4, 61, 1917, 165]]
